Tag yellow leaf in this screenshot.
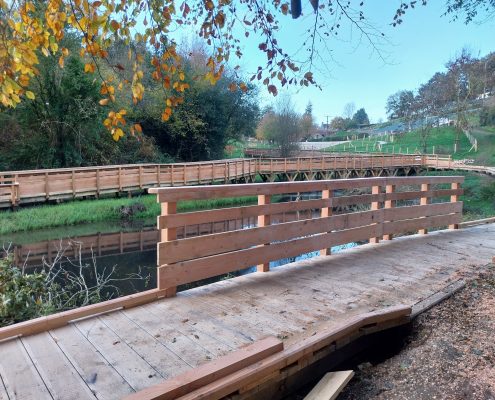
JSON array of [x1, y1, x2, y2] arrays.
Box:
[[25, 91, 35, 100], [58, 56, 64, 68], [179, 72, 185, 81], [99, 98, 109, 105], [84, 63, 95, 73]]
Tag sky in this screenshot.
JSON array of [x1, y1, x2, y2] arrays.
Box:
[[232, 2, 495, 125]]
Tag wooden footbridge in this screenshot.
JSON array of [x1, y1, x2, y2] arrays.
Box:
[[0, 153, 469, 208], [1, 175, 494, 399]]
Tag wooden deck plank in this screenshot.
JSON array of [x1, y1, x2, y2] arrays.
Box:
[[98, 311, 192, 379], [48, 324, 134, 400], [0, 375, 8, 400], [21, 332, 96, 400], [75, 318, 164, 391], [120, 306, 221, 368], [0, 339, 52, 400], [303, 370, 354, 400], [138, 301, 248, 349]]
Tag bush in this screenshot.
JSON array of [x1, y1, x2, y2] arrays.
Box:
[[0, 245, 149, 327], [0, 257, 55, 325]]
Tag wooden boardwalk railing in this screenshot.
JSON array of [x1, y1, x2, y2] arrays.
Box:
[[150, 175, 464, 296], [0, 159, 257, 207], [0, 154, 430, 208]]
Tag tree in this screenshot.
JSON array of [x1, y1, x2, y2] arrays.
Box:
[[301, 102, 315, 139], [257, 98, 303, 157], [330, 117, 346, 131], [2, 0, 494, 141], [130, 49, 260, 162], [343, 102, 356, 120], [352, 108, 370, 126], [386, 90, 415, 120]]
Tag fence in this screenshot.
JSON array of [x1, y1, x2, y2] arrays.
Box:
[[0, 159, 256, 207], [0, 154, 467, 208], [463, 129, 478, 152], [150, 175, 464, 296]]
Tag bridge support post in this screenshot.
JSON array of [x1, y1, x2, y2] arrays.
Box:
[[158, 201, 178, 297], [418, 183, 430, 235], [370, 185, 381, 244], [449, 182, 460, 230], [383, 185, 395, 241], [257, 194, 271, 272], [320, 189, 333, 255]]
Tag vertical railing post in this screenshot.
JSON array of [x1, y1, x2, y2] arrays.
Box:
[[449, 182, 460, 230], [383, 184, 395, 241], [45, 172, 49, 200], [158, 200, 177, 297], [71, 170, 75, 198], [370, 185, 381, 244], [418, 183, 430, 234], [118, 167, 122, 191], [96, 168, 100, 198], [320, 188, 333, 255], [257, 194, 271, 272]]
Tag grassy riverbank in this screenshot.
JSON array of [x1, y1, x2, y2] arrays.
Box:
[[422, 170, 495, 221], [0, 195, 257, 235]]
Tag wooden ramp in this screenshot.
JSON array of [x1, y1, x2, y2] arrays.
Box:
[[0, 223, 494, 399]]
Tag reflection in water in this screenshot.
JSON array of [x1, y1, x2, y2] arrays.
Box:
[[1, 207, 359, 296]]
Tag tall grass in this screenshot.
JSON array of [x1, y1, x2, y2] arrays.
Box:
[[0, 195, 257, 235]]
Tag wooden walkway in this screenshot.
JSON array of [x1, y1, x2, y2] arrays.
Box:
[[0, 223, 493, 399], [0, 154, 425, 207]]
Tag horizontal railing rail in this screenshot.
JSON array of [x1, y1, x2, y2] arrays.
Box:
[[150, 175, 464, 296]]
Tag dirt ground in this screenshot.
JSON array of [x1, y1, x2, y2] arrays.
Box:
[[339, 263, 495, 400]]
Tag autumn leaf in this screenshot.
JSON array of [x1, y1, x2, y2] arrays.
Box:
[[25, 91, 35, 100]]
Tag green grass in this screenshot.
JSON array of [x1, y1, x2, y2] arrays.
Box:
[[0, 195, 257, 235], [422, 170, 495, 221], [324, 126, 473, 159], [470, 127, 495, 166]]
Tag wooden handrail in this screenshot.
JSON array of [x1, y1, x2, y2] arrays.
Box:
[[152, 176, 464, 295], [0, 153, 475, 208]]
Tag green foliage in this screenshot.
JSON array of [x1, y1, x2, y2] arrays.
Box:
[[0, 35, 166, 170], [0, 257, 54, 325], [129, 51, 260, 162], [352, 108, 370, 126], [480, 106, 495, 126]]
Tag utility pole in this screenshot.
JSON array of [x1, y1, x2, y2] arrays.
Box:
[[324, 115, 330, 135]]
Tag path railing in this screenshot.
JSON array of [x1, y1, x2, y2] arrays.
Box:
[[0, 159, 256, 207], [150, 176, 464, 296], [0, 154, 476, 208]]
